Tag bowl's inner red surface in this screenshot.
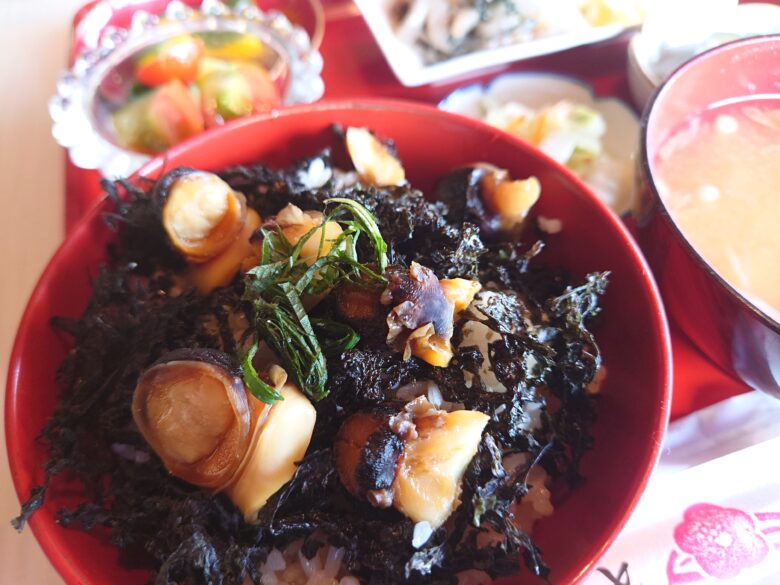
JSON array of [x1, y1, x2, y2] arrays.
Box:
[[646, 36, 780, 158], [7, 104, 670, 585]]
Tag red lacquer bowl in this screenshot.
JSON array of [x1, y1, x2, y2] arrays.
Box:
[[7, 101, 671, 585], [636, 35, 780, 396]]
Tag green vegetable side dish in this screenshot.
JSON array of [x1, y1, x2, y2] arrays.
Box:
[[13, 129, 609, 585], [109, 31, 281, 154]]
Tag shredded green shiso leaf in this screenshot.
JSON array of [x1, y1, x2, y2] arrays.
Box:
[[242, 197, 387, 402], [13, 148, 608, 585]]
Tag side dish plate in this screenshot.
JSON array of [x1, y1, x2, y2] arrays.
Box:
[[354, 0, 634, 87]]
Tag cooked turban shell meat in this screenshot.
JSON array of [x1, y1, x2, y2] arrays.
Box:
[[132, 349, 315, 521], [345, 126, 406, 187], [333, 412, 404, 508], [132, 348, 253, 489], [162, 171, 262, 293], [189, 206, 261, 294], [274, 203, 344, 266], [226, 369, 316, 521], [382, 262, 480, 367], [434, 163, 541, 231], [439, 277, 483, 312], [334, 397, 489, 528], [162, 171, 248, 262], [480, 166, 541, 227], [393, 407, 489, 528]]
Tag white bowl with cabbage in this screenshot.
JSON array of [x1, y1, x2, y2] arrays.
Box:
[[439, 72, 639, 216]]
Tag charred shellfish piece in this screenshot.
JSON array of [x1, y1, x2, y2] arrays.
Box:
[[435, 163, 540, 231], [334, 398, 489, 528], [382, 262, 480, 367]]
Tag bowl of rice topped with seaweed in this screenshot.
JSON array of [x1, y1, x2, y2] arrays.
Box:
[[7, 101, 671, 585]]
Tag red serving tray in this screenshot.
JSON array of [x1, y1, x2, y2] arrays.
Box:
[[65, 0, 751, 419]]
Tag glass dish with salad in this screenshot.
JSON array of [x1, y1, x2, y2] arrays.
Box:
[[51, 1, 325, 177], [109, 30, 284, 154]]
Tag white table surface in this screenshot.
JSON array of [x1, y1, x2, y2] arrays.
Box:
[[0, 1, 85, 582]]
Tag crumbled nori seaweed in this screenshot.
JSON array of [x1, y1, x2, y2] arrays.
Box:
[[14, 152, 606, 584]]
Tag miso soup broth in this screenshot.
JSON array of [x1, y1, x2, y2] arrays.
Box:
[[654, 99, 780, 320]]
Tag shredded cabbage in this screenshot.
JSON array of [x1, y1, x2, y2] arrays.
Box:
[[480, 97, 634, 213], [481, 98, 605, 169]]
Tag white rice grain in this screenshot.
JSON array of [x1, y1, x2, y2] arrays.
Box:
[[513, 466, 553, 532], [459, 320, 505, 393], [264, 549, 286, 572], [537, 216, 563, 234], [426, 383, 443, 408], [111, 443, 150, 464], [395, 380, 431, 402], [412, 521, 433, 548]]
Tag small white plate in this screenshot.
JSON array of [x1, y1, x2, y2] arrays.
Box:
[[354, 0, 633, 87], [439, 72, 640, 216]]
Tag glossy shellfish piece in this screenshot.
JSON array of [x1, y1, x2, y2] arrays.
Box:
[[439, 278, 482, 313], [226, 381, 316, 522], [275, 203, 344, 265], [345, 126, 406, 187], [392, 409, 489, 528], [133, 350, 316, 519], [189, 208, 262, 294], [162, 171, 248, 263], [481, 172, 541, 226], [384, 263, 480, 367], [131, 348, 253, 489], [334, 399, 489, 529], [333, 412, 403, 504]]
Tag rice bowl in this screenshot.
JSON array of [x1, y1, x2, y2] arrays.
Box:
[[6, 101, 671, 585]]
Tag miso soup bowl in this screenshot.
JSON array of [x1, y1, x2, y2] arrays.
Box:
[[636, 35, 780, 396]]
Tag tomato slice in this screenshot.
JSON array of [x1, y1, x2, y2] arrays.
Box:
[[241, 62, 281, 112], [152, 80, 205, 148], [112, 80, 204, 154], [136, 34, 205, 87]]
